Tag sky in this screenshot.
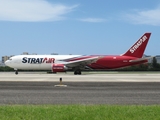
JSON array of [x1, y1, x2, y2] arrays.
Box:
[[0, 0, 160, 58]]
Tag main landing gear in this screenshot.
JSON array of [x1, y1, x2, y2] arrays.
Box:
[[74, 70, 81, 75]]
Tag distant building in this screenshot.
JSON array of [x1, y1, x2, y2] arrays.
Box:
[[2, 56, 10, 63], [146, 55, 160, 64], [21, 52, 37, 55], [32, 53, 37, 55], [155, 55, 160, 63], [22, 52, 29, 55], [0, 61, 5, 66], [51, 53, 58, 55], [1, 55, 14, 63]]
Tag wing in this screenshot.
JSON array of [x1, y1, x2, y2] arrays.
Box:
[[129, 56, 154, 62], [62, 56, 103, 68]]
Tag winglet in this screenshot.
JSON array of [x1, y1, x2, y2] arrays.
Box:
[[122, 33, 151, 58]]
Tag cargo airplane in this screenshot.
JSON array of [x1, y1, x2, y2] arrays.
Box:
[[5, 33, 152, 75]]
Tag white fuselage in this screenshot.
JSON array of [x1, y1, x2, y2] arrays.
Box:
[[5, 55, 81, 70]]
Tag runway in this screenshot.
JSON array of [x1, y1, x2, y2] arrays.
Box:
[[1, 72, 160, 82], [0, 72, 160, 105]]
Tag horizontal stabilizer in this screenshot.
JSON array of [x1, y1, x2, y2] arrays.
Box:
[[129, 56, 154, 62]]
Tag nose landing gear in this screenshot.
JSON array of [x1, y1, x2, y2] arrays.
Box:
[[14, 68, 18, 75], [15, 70, 18, 75]]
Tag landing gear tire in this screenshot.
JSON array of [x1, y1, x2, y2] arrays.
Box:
[[78, 71, 81, 75], [74, 70, 81, 75], [15, 70, 18, 75], [74, 71, 77, 75]]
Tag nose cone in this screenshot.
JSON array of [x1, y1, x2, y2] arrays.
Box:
[[5, 60, 10, 66]]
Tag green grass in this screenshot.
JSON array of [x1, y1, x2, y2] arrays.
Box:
[[0, 105, 160, 120]]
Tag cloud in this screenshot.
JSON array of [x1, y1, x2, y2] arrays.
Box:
[[0, 0, 78, 22], [79, 18, 106, 23], [124, 7, 160, 26]]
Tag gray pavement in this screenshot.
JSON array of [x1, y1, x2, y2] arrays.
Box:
[[0, 72, 160, 105]]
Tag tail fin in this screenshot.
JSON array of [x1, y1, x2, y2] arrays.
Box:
[[122, 33, 151, 58]]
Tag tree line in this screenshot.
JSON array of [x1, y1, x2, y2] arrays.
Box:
[[117, 57, 160, 71]]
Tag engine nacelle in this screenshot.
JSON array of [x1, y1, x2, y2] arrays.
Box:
[[52, 64, 68, 72]]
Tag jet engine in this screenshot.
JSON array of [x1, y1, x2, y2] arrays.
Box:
[[52, 64, 68, 72]]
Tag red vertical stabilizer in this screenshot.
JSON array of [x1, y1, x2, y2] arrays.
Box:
[[123, 33, 151, 58]]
